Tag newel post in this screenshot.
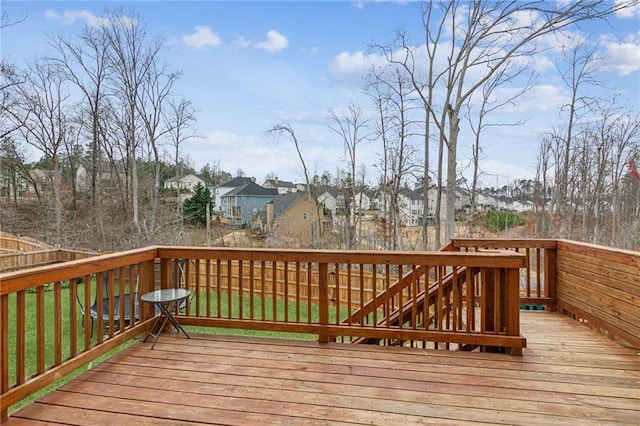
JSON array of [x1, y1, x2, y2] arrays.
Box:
[[544, 247, 557, 311], [506, 267, 522, 356], [318, 262, 330, 344]]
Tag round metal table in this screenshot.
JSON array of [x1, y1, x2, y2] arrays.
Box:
[[141, 288, 191, 349]]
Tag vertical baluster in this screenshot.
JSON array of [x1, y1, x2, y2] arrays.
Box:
[[283, 261, 288, 322], [16, 290, 25, 385], [494, 269, 501, 335], [206, 259, 212, 318], [334, 263, 340, 327], [318, 262, 329, 344], [536, 248, 542, 298], [36, 285, 45, 375], [307, 262, 312, 324], [227, 260, 233, 319], [372, 264, 377, 328], [295, 262, 300, 324], [69, 278, 78, 358], [238, 260, 243, 320], [54, 281, 62, 366], [118, 268, 125, 333], [466, 268, 474, 333], [83, 274, 92, 350], [216, 259, 222, 318], [359, 266, 364, 326], [96, 272, 104, 344], [261, 261, 266, 321], [195, 259, 201, 317], [346, 263, 352, 327], [271, 261, 277, 321], [250, 260, 255, 321]]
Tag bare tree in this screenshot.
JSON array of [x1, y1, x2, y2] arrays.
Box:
[[266, 123, 322, 245], [164, 98, 199, 218], [367, 64, 421, 250], [136, 60, 179, 237], [465, 61, 531, 232], [48, 26, 112, 221], [328, 103, 371, 249], [103, 9, 164, 238], [11, 59, 70, 243], [554, 38, 601, 236], [378, 0, 634, 244]]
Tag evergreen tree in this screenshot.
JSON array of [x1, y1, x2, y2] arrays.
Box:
[[183, 182, 212, 226]]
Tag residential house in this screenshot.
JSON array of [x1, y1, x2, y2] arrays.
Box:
[[262, 178, 297, 194], [164, 173, 206, 202], [213, 177, 255, 214], [317, 189, 341, 217], [220, 181, 278, 227], [474, 191, 498, 212], [353, 189, 376, 213], [376, 188, 424, 226], [254, 192, 322, 246]]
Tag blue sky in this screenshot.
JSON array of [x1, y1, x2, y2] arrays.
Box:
[[2, 1, 639, 188]]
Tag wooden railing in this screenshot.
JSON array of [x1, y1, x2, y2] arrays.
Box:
[[0, 248, 159, 421], [0, 244, 528, 419], [159, 247, 526, 356]]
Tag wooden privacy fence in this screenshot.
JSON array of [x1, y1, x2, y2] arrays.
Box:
[[0, 248, 98, 272]]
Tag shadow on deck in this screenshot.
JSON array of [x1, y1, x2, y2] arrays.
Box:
[[7, 311, 640, 425]]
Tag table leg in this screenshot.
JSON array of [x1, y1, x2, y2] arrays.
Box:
[[143, 300, 190, 349], [156, 301, 190, 340]]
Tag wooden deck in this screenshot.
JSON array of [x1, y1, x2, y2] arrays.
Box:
[[7, 311, 640, 425]]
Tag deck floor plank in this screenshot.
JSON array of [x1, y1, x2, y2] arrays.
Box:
[[7, 311, 640, 425]]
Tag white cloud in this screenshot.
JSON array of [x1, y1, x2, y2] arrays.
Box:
[[45, 9, 109, 27], [182, 26, 222, 48], [254, 30, 289, 52], [600, 34, 640, 76], [329, 51, 387, 77], [45, 9, 136, 28]]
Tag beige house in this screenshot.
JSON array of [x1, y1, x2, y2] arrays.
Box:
[[254, 192, 321, 247]]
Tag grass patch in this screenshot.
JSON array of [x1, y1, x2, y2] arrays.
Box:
[[483, 210, 526, 232]]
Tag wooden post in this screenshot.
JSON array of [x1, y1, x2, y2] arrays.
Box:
[[318, 262, 329, 344], [506, 267, 522, 356], [544, 247, 557, 311]]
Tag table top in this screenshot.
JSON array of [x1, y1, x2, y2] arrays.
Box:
[[141, 288, 191, 304]]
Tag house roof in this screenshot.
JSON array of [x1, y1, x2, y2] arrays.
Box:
[[222, 181, 278, 198], [165, 173, 204, 183], [218, 176, 254, 188], [272, 192, 307, 216], [264, 179, 296, 188]]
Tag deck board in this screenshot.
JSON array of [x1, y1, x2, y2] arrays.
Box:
[[7, 311, 640, 425]]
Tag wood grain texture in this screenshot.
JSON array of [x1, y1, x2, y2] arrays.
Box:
[[7, 311, 640, 425]]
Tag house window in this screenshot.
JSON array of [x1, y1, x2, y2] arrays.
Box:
[[303, 212, 307, 220]]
